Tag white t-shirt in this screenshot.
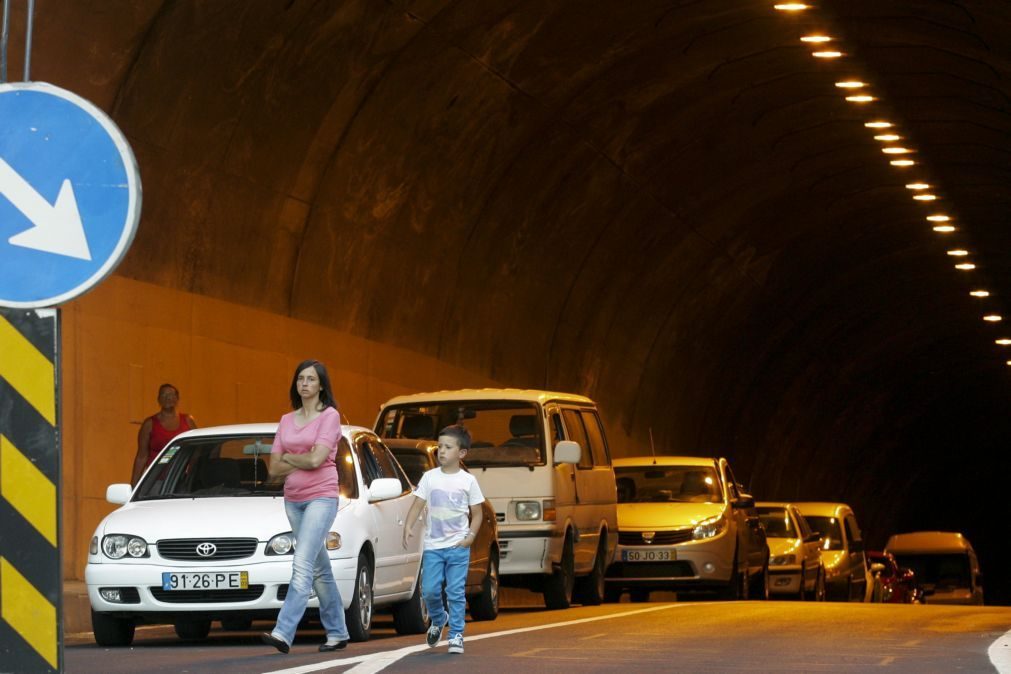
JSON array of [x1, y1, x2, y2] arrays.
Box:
[[413, 467, 485, 550]]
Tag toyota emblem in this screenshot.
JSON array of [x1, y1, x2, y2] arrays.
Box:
[[196, 542, 217, 557], [641, 532, 655, 544]]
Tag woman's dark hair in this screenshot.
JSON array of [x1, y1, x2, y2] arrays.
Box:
[[289, 359, 337, 410]]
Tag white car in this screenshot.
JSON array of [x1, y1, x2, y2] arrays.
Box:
[[756, 502, 825, 600], [86, 424, 425, 646]]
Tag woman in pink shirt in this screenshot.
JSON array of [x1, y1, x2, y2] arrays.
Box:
[[261, 359, 349, 654]]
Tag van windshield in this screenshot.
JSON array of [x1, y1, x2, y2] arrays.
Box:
[[890, 553, 971, 589], [614, 466, 723, 504], [377, 401, 545, 467], [803, 516, 844, 551]]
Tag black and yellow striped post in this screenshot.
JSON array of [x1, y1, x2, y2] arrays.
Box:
[[0, 308, 61, 673]]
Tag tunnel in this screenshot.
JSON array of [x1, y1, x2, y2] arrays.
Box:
[[4, 1, 1010, 603]]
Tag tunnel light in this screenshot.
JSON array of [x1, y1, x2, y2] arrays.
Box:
[[1006, 360, 1011, 366], [932, 225, 956, 233], [882, 147, 911, 154], [913, 194, 937, 201], [801, 35, 833, 43], [875, 134, 901, 142], [998, 339, 1011, 346], [845, 95, 875, 102], [890, 159, 915, 166], [946, 250, 969, 256], [955, 263, 976, 270], [836, 81, 866, 89], [926, 215, 950, 222], [865, 121, 893, 128], [774, 3, 810, 10], [813, 51, 843, 58], [970, 290, 990, 298], [905, 182, 930, 190], [984, 315, 1002, 322]]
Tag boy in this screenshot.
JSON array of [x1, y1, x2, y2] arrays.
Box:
[[402, 424, 485, 654]]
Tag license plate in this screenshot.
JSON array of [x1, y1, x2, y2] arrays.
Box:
[[622, 549, 674, 562], [161, 571, 249, 591]]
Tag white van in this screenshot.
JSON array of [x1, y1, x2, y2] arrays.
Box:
[[376, 389, 618, 609], [885, 531, 983, 605]]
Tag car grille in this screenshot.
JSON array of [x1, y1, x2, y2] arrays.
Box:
[[611, 562, 694, 579], [496, 512, 505, 523], [157, 538, 259, 561], [149, 585, 265, 603], [618, 529, 693, 546], [277, 584, 288, 600]]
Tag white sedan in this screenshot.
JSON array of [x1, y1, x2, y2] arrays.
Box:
[[86, 423, 426, 646]]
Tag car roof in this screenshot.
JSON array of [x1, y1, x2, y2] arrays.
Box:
[[792, 502, 853, 517], [380, 388, 595, 406], [169, 422, 372, 441], [885, 531, 974, 554], [612, 456, 720, 468], [756, 501, 794, 510]]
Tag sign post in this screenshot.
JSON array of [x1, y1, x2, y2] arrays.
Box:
[[0, 81, 141, 673]]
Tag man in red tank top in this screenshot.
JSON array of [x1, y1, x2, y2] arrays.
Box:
[[131, 383, 198, 485]]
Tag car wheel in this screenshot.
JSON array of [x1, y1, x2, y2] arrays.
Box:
[[345, 551, 374, 642], [220, 617, 252, 631], [174, 619, 211, 640], [718, 551, 746, 601], [629, 588, 650, 603], [469, 550, 499, 621], [575, 536, 608, 606], [814, 567, 827, 601], [91, 609, 135, 647], [392, 570, 429, 635], [753, 564, 769, 600], [544, 533, 575, 610], [797, 565, 808, 601]]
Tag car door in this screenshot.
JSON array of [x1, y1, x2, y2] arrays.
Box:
[[560, 408, 595, 571], [792, 507, 819, 581], [724, 462, 765, 573]]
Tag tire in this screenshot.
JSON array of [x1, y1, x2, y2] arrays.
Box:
[[719, 551, 746, 601], [220, 617, 252, 631], [468, 551, 499, 621], [629, 588, 650, 603], [752, 564, 769, 600], [575, 536, 608, 606], [392, 571, 429, 635], [543, 533, 575, 610], [797, 566, 808, 601], [814, 567, 827, 601], [345, 551, 374, 642], [91, 610, 135, 647], [174, 619, 211, 640], [604, 586, 622, 603]]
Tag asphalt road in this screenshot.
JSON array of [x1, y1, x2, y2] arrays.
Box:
[[65, 600, 1011, 673]]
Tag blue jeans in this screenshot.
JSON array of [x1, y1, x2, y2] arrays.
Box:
[[422, 546, 471, 638], [272, 497, 348, 644]]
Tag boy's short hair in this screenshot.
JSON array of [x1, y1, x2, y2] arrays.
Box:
[[438, 424, 472, 450]]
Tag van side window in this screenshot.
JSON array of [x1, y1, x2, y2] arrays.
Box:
[[580, 410, 610, 466], [561, 409, 593, 469], [844, 515, 861, 544], [550, 413, 565, 447]]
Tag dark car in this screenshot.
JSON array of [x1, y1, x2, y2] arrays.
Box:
[[386, 439, 500, 621], [867, 550, 924, 604]]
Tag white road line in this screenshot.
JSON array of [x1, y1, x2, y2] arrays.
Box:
[[261, 603, 687, 674], [988, 626, 1011, 674]]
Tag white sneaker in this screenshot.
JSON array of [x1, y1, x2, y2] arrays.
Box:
[[448, 635, 464, 654]]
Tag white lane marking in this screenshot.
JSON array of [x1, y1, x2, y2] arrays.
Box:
[[988, 626, 1011, 673], [261, 603, 687, 674]]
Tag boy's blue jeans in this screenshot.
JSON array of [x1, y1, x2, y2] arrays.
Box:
[[422, 546, 471, 638], [272, 497, 349, 644]]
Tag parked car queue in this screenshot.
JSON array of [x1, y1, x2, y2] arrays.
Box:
[[86, 388, 979, 647]]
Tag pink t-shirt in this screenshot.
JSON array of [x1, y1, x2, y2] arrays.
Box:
[[271, 406, 342, 502]]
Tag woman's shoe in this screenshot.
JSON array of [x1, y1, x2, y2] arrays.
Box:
[[261, 632, 290, 654], [318, 639, 348, 652]]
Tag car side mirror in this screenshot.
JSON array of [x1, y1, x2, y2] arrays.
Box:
[[368, 477, 402, 502], [553, 440, 581, 465], [106, 483, 132, 505], [804, 532, 821, 543], [732, 494, 754, 509]]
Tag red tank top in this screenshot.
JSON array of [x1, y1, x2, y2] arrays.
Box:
[[147, 413, 193, 464]]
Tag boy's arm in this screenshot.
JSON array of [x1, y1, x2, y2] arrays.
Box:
[[458, 503, 484, 548], [402, 494, 426, 549]]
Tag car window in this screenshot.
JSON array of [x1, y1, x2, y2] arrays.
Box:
[[794, 509, 812, 538], [357, 435, 406, 491], [580, 410, 610, 466], [890, 553, 971, 589], [723, 464, 739, 500], [388, 448, 432, 485], [757, 508, 797, 538], [550, 413, 565, 447], [561, 409, 593, 469], [376, 439, 413, 492], [336, 436, 359, 500], [614, 465, 722, 503], [803, 516, 845, 551], [844, 515, 862, 545]]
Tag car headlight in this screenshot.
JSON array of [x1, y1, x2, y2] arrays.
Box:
[[515, 501, 541, 521], [267, 533, 295, 555], [692, 515, 727, 540], [101, 534, 149, 559], [770, 554, 796, 566]]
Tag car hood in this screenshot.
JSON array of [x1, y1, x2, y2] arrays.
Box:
[[821, 550, 845, 570], [766, 538, 801, 557], [617, 502, 725, 529], [99, 497, 294, 540]]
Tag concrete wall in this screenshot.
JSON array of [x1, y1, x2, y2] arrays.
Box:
[[59, 274, 500, 580]]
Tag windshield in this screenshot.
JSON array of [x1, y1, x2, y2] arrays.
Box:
[[804, 516, 844, 551], [614, 465, 723, 504], [757, 508, 797, 538], [377, 401, 544, 468], [134, 434, 358, 501], [890, 553, 970, 589]]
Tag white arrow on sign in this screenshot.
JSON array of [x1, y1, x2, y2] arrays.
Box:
[[0, 156, 92, 260]]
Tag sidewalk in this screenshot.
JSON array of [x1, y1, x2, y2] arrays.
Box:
[[63, 580, 91, 635]]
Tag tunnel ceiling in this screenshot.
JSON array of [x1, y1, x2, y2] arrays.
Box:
[[21, 2, 1011, 555]]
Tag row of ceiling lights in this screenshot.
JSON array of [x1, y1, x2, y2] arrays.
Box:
[[773, 3, 1010, 364]]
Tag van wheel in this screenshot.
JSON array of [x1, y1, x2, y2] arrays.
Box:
[[91, 610, 135, 647], [174, 619, 211, 640], [392, 570, 429, 634], [469, 551, 499, 621], [544, 534, 575, 609], [575, 536, 607, 605], [345, 551, 374, 642]]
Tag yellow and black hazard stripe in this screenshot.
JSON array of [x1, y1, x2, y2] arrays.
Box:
[[0, 308, 61, 673]]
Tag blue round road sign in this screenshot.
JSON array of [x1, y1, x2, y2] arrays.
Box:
[[0, 82, 141, 308]]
